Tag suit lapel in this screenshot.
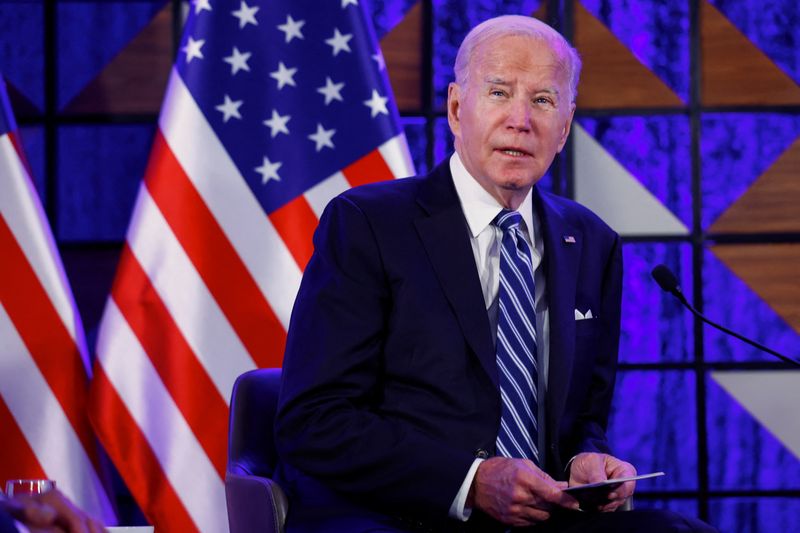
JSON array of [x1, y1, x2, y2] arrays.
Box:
[[414, 163, 497, 387], [534, 188, 582, 435]]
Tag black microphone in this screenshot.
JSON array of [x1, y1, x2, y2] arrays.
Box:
[[650, 264, 800, 367]]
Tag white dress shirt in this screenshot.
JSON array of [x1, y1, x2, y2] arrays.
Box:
[[447, 152, 551, 520]]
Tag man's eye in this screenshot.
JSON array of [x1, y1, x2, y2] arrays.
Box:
[[490, 90, 506, 97], [535, 97, 554, 105]]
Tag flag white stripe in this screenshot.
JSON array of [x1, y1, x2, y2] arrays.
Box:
[[95, 300, 228, 532], [159, 69, 302, 330], [304, 171, 350, 218], [378, 133, 415, 179], [0, 303, 114, 521], [127, 187, 257, 403], [0, 136, 87, 367]]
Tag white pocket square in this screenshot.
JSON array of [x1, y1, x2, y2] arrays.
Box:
[[574, 308, 594, 320]]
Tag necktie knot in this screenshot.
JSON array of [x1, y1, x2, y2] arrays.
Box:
[[494, 209, 523, 233]]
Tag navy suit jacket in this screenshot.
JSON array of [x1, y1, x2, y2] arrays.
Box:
[[275, 160, 622, 527]]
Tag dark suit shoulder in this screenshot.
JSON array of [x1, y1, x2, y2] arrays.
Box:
[[334, 175, 426, 212]]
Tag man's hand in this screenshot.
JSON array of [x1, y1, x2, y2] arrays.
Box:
[[1, 489, 105, 533], [469, 457, 579, 526], [568, 452, 636, 512]]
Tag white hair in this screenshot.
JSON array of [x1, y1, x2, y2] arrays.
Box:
[[453, 15, 582, 102]]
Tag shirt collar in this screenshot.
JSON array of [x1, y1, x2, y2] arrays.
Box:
[[449, 152, 535, 241]]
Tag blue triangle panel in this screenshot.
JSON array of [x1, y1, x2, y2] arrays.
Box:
[[620, 242, 694, 363], [709, 498, 800, 533], [0, 4, 44, 110], [608, 370, 697, 490], [369, 0, 419, 39], [706, 374, 800, 491], [57, 2, 166, 110], [578, 116, 692, 229], [431, 0, 542, 108], [701, 113, 800, 229], [581, 0, 689, 102], [703, 248, 800, 363], [710, 0, 800, 85]]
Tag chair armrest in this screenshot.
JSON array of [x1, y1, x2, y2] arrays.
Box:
[[225, 472, 288, 533]]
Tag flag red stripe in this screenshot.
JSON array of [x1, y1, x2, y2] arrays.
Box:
[[111, 244, 229, 478], [0, 215, 97, 461], [89, 367, 199, 532], [268, 196, 318, 271], [342, 149, 395, 188], [0, 399, 47, 481], [144, 132, 286, 367]]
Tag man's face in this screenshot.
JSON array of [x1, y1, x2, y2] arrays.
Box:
[[448, 34, 576, 207]]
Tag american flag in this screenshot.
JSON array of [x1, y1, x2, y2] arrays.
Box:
[[88, 0, 414, 531], [0, 75, 115, 523]]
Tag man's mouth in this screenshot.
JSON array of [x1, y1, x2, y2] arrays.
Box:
[[497, 148, 531, 157]]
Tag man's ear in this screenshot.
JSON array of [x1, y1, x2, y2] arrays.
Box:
[[556, 103, 576, 153], [447, 82, 461, 137]]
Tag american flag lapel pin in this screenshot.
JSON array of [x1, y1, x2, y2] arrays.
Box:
[[563, 235, 576, 244]]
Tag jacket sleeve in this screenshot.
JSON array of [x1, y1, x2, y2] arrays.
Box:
[[274, 194, 475, 517]]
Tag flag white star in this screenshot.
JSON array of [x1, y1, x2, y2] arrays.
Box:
[[308, 123, 336, 151], [223, 47, 251, 75], [255, 156, 282, 184], [277, 15, 305, 43], [325, 28, 353, 56], [182, 37, 205, 63], [215, 95, 243, 122], [372, 52, 385, 71], [263, 109, 291, 138], [341, 0, 358, 7], [193, 0, 212, 14], [232, 1, 259, 28], [317, 77, 345, 105], [269, 62, 298, 89], [363, 90, 389, 118]]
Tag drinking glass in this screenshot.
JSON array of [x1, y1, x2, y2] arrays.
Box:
[[4, 479, 55, 497]]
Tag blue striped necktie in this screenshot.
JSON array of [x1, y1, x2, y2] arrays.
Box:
[[494, 209, 539, 464]]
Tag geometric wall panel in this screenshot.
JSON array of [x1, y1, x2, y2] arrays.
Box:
[[578, 0, 689, 104], [63, 3, 173, 115], [574, 124, 689, 236], [707, 373, 800, 491], [713, 370, 800, 461], [700, 113, 800, 230], [620, 242, 694, 363], [703, 248, 800, 363], [608, 371, 698, 490], [710, 137, 800, 234], [381, 2, 423, 113], [574, 1, 684, 109], [578, 115, 693, 229], [701, 0, 800, 106], [0, 2, 44, 111], [57, 1, 166, 111], [709, 498, 800, 533], [711, 243, 800, 335]]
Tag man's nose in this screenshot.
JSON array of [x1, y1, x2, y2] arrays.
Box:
[[506, 98, 532, 132]]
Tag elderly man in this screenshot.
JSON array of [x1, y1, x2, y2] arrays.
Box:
[[276, 14, 716, 533]]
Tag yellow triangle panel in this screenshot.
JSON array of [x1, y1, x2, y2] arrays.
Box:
[[701, 0, 800, 106], [711, 137, 800, 234], [573, 1, 684, 109]]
